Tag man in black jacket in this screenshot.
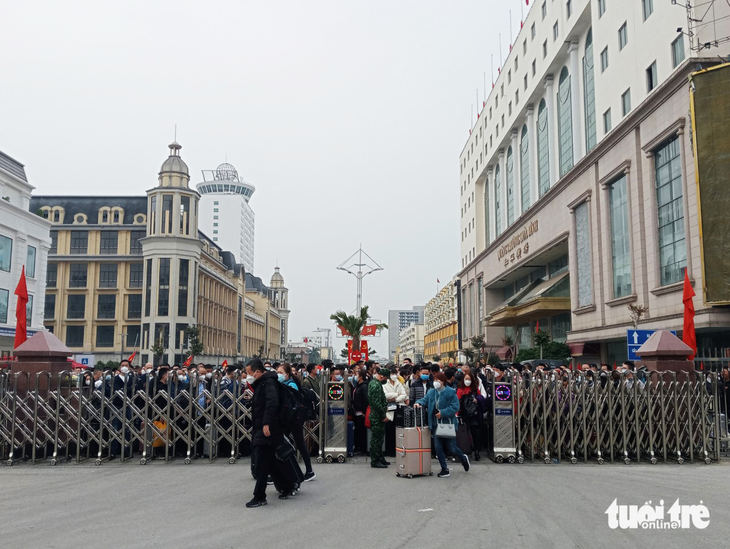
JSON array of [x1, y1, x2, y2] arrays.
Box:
[[246, 358, 287, 508]]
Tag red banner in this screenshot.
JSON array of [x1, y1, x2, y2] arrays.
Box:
[[361, 325, 378, 337]]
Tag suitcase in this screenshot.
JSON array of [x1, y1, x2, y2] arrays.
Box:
[[272, 451, 305, 494], [456, 421, 473, 455], [395, 408, 432, 478], [347, 421, 354, 457], [403, 406, 428, 428]]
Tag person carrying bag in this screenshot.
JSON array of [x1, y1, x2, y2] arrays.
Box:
[[414, 372, 470, 478]]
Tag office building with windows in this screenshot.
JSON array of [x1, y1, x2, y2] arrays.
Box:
[[0, 150, 52, 356], [457, 0, 730, 364], [196, 163, 255, 274], [387, 306, 425, 361], [424, 278, 458, 362]]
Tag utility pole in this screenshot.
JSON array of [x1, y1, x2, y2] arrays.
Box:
[[337, 245, 383, 315]]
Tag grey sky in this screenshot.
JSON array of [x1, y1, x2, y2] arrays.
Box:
[[2, 0, 519, 354]]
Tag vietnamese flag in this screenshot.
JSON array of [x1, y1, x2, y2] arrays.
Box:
[[222, 359, 228, 368], [361, 325, 378, 337], [183, 355, 194, 367], [14, 266, 28, 349], [682, 268, 697, 360], [127, 351, 137, 363]]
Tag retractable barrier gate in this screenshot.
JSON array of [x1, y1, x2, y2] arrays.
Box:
[[1, 368, 725, 465]]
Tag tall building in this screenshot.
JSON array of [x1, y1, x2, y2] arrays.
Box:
[[0, 150, 51, 355], [32, 142, 288, 364], [387, 306, 424, 361], [457, 0, 730, 364], [398, 322, 425, 363], [196, 163, 255, 274], [424, 278, 458, 362]]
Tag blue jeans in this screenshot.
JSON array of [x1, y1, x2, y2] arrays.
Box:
[[434, 434, 466, 471]]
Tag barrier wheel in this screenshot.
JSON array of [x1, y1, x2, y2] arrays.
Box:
[[5, 460, 12, 467], [650, 457, 657, 465], [429, 472, 433, 476], [316, 457, 323, 464], [139, 458, 147, 465], [396, 472, 401, 477], [570, 457, 577, 465], [229, 457, 236, 465], [496, 455, 504, 464], [507, 455, 515, 464], [50, 459, 57, 466], [184, 457, 191, 465], [517, 456, 524, 464], [337, 454, 345, 463], [597, 458, 604, 465], [325, 455, 333, 464], [543, 457, 551, 465], [407, 474, 413, 479], [704, 457, 711, 465], [95, 459, 102, 466], [677, 458, 684, 465]]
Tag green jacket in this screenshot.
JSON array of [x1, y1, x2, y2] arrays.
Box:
[[368, 378, 387, 424], [302, 374, 321, 396]]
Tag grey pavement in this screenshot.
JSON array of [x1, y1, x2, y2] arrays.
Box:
[[1, 456, 729, 549]]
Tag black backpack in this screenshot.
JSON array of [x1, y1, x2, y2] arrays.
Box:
[[300, 386, 320, 421], [460, 393, 478, 418], [278, 383, 305, 427]]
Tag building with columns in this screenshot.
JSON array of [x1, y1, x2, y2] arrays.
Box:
[[457, 0, 730, 364], [423, 278, 458, 362], [0, 150, 52, 356]]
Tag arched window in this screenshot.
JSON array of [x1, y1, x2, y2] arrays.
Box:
[[584, 29, 597, 152], [494, 165, 502, 237], [537, 99, 550, 197], [520, 125, 530, 212], [484, 179, 490, 245], [506, 147, 515, 226], [558, 67, 574, 177]]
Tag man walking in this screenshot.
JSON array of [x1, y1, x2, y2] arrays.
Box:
[[368, 367, 389, 468]]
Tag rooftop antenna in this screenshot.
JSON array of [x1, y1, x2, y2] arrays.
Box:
[[174, 124, 177, 141], [337, 245, 383, 316]]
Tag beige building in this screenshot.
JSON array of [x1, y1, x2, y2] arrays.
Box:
[[398, 322, 424, 363], [424, 278, 459, 361], [245, 272, 283, 359]]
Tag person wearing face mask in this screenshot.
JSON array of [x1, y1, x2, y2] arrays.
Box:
[[414, 372, 470, 478], [302, 363, 321, 395], [106, 360, 134, 460], [383, 366, 408, 457], [276, 363, 315, 482], [352, 368, 370, 455], [457, 372, 483, 461], [409, 364, 433, 405], [367, 367, 390, 468]]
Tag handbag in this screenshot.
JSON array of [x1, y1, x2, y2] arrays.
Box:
[[435, 395, 457, 438], [275, 434, 296, 461]]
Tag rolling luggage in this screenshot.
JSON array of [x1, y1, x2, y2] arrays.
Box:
[[403, 406, 428, 428], [456, 420, 473, 455], [396, 408, 432, 478], [272, 450, 305, 494]]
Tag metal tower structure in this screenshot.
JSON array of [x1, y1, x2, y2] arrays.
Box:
[[336, 246, 383, 315]]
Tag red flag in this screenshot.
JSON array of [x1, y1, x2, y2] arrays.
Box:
[[362, 325, 377, 337], [13, 266, 28, 349], [682, 268, 697, 360], [437, 278, 440, 284], [337, 325, 350, 337], [535, 320, 539, 333], [521, 20, 524, 28], [127, 351, 137, 363], [183, 355, 194, 367], [526, 0, 529, 5], [222, 359, 228, 368]]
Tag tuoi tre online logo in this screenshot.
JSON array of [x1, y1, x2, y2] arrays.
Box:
[[605, 499, 710, 530]]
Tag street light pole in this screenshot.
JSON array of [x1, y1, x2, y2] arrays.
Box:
[[336, 245, 383, 315]]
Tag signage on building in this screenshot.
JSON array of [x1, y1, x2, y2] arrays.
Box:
[[498, 220, 539, 267], [0, 328, 38, 338], [626, 329, 676, 361], [74, 354, 96, 367]]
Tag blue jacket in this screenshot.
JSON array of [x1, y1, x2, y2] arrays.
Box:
[[416, 386, 460, 432]]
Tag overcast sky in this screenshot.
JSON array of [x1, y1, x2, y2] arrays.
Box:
[[3, 0, 522, 356]]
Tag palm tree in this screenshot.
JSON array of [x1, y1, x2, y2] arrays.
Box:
[[330, 305, 387, 359]]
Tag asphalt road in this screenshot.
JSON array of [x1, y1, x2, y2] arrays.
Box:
[[1, 456, 729, 549]]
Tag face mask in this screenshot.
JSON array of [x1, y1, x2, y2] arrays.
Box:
[[390, 375, 397, 381], [84, 379, 90, 386], [178, 375, 186, 382], [246, 375, 255, 385], [95, 379, 103, 388], [348, 376, 355, 383], [433, 381, 443, 391], [105, 374, 111, 381], [277, 374, 286, 383], [303, 372, 308, 378], [120, 366, 130, 375], [421, 374, 429, 381], [206, 372, 213, 379], [334, 375, 343, 382], [464, 379, 472, 387]]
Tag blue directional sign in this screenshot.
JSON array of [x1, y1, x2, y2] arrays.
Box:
[[626, 329, 676, 361]]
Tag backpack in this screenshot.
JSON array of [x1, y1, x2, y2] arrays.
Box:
[[278, 383, 305, 427], [300, 386, 320, 421], [460, 393, 478, 418]]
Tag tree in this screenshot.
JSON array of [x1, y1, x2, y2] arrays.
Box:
[[432, 354, 442, 363], [184, 325, 205, 359], [330, 305, 387, 359], [255, 345, 265, 359], [151, 337, 166, 363], [446, 350, 457, 365], [308, 348, 322, 365]]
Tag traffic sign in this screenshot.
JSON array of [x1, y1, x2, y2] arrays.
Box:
[[626, 329, 676, 361]]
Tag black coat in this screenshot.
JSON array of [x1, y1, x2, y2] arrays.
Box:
[[250, 371, 284, 447]]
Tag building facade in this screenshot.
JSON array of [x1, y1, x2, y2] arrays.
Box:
[[457, 0, 730, 364], [387, 306, 425, 360], [0, 150, 52, 355], [196, 163, 255, 274], [245, 272, 283, 359], [398, 322, 425, 363], [424, 278, 458, 361]]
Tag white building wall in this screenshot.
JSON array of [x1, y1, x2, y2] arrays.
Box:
[[198, 193, 255, 274]]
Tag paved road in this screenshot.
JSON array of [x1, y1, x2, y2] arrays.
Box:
[[1, 456, 729, 548]]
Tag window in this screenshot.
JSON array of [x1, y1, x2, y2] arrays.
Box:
[[129, 262, 143, 288], [158, 258, 170, 316], [532, 60, 536, 76], [598, 0, 606, 18], [162, 194, 173, 234], [655, 137, 686, 286], [642, 0, 653, 20], [520, 126, 530, 213], [69, 231, 88, 254], [0, 288, 7, 323], [149, 195, 157, 234], [543, 40, 548, 58], [97, 294, 116, 319], [515, 56, 519, 71], [575, 202, 593, 307], [548, 255, 569, 277], [67, 295, 86, 320], [567, 0, 572, 18], [542, 1, 547, 19], [531, 23, 536, 39], [557, 67, 574, 177], [646, 61, 658, 92], [584, 30, 597, 152], [46, 262, 57, 287], [213, 208, 219, 213], [99, 231, 118, 255], [553, 22, 559, 41], [178, 259, 189, 317], [127, 294, 142, 319], [523, 39, 527, 55], [478, 278, 484, 332], [96, 326, 115, 348], [180, 195, 190, 235], [484, 176, 491, 245], [99, 263, 118, 288], [65, 326, 84, 348], [671, 35, 685, 68], [515, 90, 519, 105], [609, 176, 632, 298], [26, 246, 36, 278], [524, 74, 528, 90], [69, 263, 88, 288], [508, 70, 512, 84], [213, 223, 218, 227], [0, 235, 12, 272], [126, 325, 141, 349], [213, 201, 219, 205], [130, 230, 145, 254], [44, 294, 55, 320], [618, 22, 628, 50], [494, 165, 502, 236], [50, 231, 57, 254], [506, 147, 515, 226], [600, 47, 609, 72], [537, 99, 550, 197], [603, 109, 612, 133], [213, 215, 218, 220], [621, 89, 631, 117], [144, 258, 152, 316]]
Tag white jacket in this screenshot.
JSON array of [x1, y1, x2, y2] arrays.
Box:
[[383, 379, 407, 421]]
